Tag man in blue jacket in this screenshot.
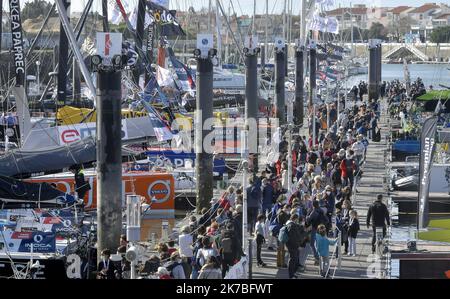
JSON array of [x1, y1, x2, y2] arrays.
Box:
[[246, 177, 262, 234], [261, 178, 275, 216]]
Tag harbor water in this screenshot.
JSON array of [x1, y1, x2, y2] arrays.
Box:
[[348, 63, 450, 89]]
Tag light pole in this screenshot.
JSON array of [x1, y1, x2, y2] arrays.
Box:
[[35, 60, 41, 93]]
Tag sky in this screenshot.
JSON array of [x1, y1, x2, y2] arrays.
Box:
[[13, 0, 440, 15]]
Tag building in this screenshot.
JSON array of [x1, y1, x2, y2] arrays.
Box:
[[386, 6, 414, 22], [326, 4, 369, 30], [408, 3, 448, 40]]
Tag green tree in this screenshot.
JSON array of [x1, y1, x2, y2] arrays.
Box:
[[368, 22, 387, 40], [21, 0, 57, 21], [430, 26, 450, 43]]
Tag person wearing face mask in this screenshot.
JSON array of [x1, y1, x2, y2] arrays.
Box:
[[97, 249, 116, 279]]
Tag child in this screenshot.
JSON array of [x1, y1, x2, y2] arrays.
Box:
[[347, 210, 360, 256], [255, 214, 267, 267], [315, 224, 337, 277]]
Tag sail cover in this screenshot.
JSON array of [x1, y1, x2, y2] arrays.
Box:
[[0, 176, 76, 209], [0, 137, 96, 177]]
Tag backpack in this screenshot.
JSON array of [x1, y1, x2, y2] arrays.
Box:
[[278, 226, 289, 243], [345, 159, 353, 174], [221, 237, 233, 255]]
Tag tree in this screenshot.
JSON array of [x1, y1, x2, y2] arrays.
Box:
[[368, 22, 387, 40], [22, 0, 57, 21], [387, 16, 416, 42], [430, 26, 450, 43]]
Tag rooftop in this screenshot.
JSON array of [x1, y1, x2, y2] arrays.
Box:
[[389, 6, 412, 14], [326, 7, 368, 16], [409, 3, 440, 14]]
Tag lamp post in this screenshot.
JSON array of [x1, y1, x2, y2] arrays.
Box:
[[35, 60, 41, 93]]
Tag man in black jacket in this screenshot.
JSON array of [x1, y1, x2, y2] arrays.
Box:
[[367, 194, 390, 253], [285, 213, 303, 279], [306, 200, 329, 263]]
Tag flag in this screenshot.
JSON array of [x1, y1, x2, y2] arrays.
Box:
[[156, 65, 175, 87], [144, 76, 170, 107], [146, 2, 185, 36], [129, 6, 152, 30], [140, 99, 174, 142], [418, 116, 438, 229], [167, 47, 196, 91]]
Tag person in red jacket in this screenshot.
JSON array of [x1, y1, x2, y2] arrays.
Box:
[[340, 151, 356, 189]]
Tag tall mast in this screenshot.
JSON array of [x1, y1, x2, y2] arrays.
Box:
[[102, 0, 109, 32], [350, 2, 354, 58], [215, 0, 222, 66], [252, 0, 256, 35], [208, 0, 212, 32], [264, 0, 268, 67], [283, 0, 286, 42], [57, 0, 70, 107], [134, 0, 146, 86]]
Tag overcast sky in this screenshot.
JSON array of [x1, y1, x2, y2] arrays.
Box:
[[15, 0, 437, 15]]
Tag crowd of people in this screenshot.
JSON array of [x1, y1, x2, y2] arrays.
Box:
[[96, 81, 392, 279]]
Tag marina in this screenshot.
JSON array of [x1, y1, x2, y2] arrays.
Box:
[[0, 0, 449, 283]]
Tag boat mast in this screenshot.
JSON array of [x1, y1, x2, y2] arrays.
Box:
[[264, 0, 268, 68], [102, 0, 109, 32], [208, 0, 212, 32], [350, 2, 354, 58], [215, 0, 222, 67], [134, 0, 146, 86], [8, 0, 31, 146], [57, 0, 70, 107]]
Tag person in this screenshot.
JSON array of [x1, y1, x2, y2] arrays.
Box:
[[261, 178, 275, 216], [167, 240, 177, 255], [367, 194, 390, 253], [351, 135, 366, 165], [306, 200, 329, 265], [198, 207, 212, 228], [198, 256, 222, 279], [341, 200, 352, 254], [165, 251, 186, 279], [178, 225, 194, 277], [340, 151, 356, 189], [219, 222, 242, 277], [255, 214, 267, 267], [267, 195, 286, 250], [246, 177, 262, 233], [285, 213, 304, 279], [156, 267, 172, 279], [69, 165, 91, 200], [316, 224, 337, 278], [97, 249, 116, 279], [196, 236, 220, 271], [348, 210, 360, 256], [276, 204, 291, 268], [232, 204, 243, 243]]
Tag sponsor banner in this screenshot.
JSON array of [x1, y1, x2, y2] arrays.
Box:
[[144, 150, 226, 175], [147, 1, 185, 36], [28, 173, 175, 212], [96, 32, 122, 61], [8, 0, 26, 86], [418, 116, 438, 228], [1, 231, 56, 253], [57, 120, 128, 145]]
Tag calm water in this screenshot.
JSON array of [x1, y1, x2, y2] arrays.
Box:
[[348, 63, 450, 89]]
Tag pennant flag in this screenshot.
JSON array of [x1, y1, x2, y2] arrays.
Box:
[[167, 47, 196, 91], [140, 99, 174, 142], [418, 116, 438, 229], [146, 2, 186, 36]]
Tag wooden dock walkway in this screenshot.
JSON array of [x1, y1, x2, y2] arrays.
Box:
[[252, 100, 390, 279]]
